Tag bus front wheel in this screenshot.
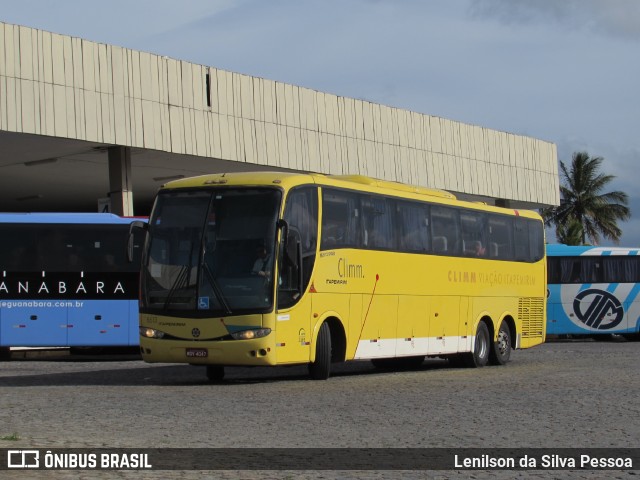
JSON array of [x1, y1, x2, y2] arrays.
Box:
[[489, 321, 511, 365], [309, 322, 332, 380]]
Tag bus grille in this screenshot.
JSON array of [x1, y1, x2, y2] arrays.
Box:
[[519, 297, 544, 338]]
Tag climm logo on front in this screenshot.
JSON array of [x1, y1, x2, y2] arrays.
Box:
[[0, 271, 138, 300], [556, 283, 640, 333]]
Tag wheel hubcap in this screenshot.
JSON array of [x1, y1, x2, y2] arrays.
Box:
[[497, 330, 509, 355]]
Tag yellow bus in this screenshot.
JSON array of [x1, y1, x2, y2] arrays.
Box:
[[134, 172, 546, 380]]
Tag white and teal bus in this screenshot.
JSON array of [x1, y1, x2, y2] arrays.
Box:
[[547, 244, 640, 339]]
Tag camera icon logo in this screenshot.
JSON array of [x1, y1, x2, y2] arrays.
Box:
[[7, 450, 40, 469]]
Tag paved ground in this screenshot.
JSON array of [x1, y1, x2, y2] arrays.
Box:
[[1, 339, 639, 479]]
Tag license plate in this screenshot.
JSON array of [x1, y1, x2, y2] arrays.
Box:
[[186, 348, 208, 358]]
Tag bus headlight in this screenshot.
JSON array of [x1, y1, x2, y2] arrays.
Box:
[[230, 328, 271, 340], [140, 327, 165, 339]]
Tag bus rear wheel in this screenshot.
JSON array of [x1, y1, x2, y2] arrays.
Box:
[[206, 365, 225, 382], [463, 321, 490, 368], [489, 321, 511, 365], [309, 322, 332, 380]]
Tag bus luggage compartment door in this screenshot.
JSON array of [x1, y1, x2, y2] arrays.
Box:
[[0, 304, 68, 346], [67, 300, 130, 346]]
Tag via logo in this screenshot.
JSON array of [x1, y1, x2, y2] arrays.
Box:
[[573, 289, 624, 330]]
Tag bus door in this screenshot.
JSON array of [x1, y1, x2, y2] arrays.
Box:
[[276, 286, 312, 364], [545, 284, 566, 335], [275, 187, 318, 364]]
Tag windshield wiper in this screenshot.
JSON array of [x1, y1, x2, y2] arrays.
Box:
[[163, 265, 190, 309], [202, 261, 232, 315]]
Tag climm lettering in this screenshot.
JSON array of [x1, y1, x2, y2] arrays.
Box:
[[448, 271, 477, 283], [448, 270, 536, 286], [338, 258, 364, 279]]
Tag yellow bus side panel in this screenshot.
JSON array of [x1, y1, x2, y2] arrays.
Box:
[[274, 293, 312, 365], [395, 296, 430, 357], [353, 294, 399, 359], [308, 292, 350, 360]]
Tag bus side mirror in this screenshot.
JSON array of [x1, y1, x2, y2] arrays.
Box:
[[278, 219, 303, 299], [277, 219, 295, 265], [127, 220, 147, 263], [286, 228, 303, 295]]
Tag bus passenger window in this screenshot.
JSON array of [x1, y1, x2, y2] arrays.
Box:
[[488, 216, 514, 260], [461, 211, 487, 258], [398, 202, 430, 253], [361, 196, 394, 249], [463, 240, 485, 256], [321, 189, 359, 249], [431, 206, 460, 255], [433, 236, 448, 253]]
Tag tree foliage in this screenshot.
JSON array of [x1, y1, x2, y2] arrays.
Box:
[[541, 152, 630, 245]]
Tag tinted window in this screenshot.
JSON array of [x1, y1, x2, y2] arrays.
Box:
[[431, 206, 460, 255], [461, 211, 487, 257], [0, 223, 142, 272], [321, 189, 360, 249], [397, 201, 430, 253], [514, 218, 529, 261], [603, 257, 640, 283], [548, 256, 605, 284], [318, 188, 542, 263], [528, 219, 545, 262], [488, 216, 514, 260], [361, 196, 395, 249], [550, 255, 640, 284]]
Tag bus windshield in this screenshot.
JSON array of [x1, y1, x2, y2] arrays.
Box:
[[141, 188, 282, 316]]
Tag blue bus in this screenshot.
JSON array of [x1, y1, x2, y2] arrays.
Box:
[[0, 213, 144, 349], [546, 244, 640, 339]]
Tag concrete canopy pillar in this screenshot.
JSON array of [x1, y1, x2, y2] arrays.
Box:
[[108, 146, 134, 216]]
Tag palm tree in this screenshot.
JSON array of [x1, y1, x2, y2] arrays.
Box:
[[542, 151, 630, 245], [555, 218, 584, 246]]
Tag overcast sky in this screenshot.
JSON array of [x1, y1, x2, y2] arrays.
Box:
[[2, 0, 639, 246]]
